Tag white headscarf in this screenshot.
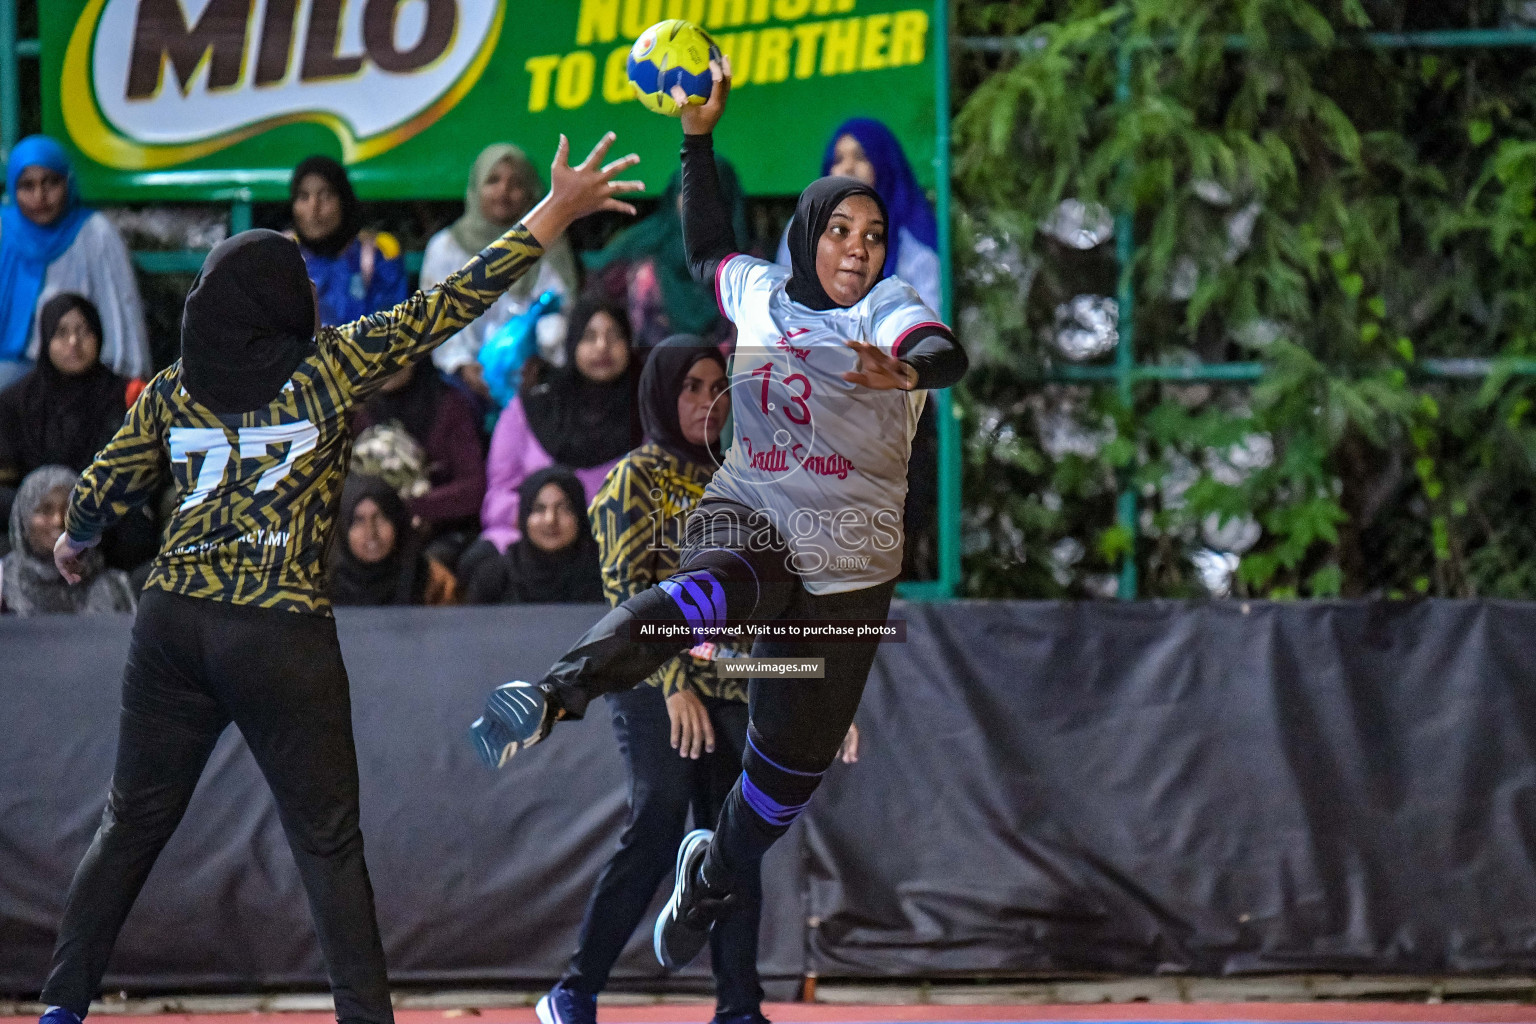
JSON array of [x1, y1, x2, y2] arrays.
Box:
[[3, 464, 135, 616]]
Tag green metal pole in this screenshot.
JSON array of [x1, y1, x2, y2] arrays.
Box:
[[1, 0, 18, 169], [230, 195, 253, 234], [933, 0, 961, 599], [1113, 37, 1138, 600]]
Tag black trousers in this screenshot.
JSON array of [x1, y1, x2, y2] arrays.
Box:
[[41, 590, 393, 1024], [540, 501, 895, 890], [561, 688, 761, 1015]]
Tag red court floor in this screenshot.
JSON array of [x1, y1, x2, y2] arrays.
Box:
[[6, 1005, 1536, 1024]]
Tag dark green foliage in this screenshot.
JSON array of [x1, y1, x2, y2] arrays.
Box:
[[953, 0, 1536, 598]]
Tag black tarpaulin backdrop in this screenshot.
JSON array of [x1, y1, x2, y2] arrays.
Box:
[[4, 599, 1536, 996]]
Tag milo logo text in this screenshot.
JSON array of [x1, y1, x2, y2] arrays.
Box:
[[62, 0, 503, 169], [125, 0, 462, 97]]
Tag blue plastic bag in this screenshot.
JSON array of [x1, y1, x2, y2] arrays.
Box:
[[478, 290, 562, 409]]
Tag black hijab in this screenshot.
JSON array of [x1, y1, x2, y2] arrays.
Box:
[[329, 475, 422, 606], [290, 155, 362, 258], [639, 334, 726, 468], [363, 358, 442, 445], [181, 229, 316, 414], [785, 175, 888, 310], [521, 299, 638, 468], [0, 293, 126, 474], [498, 466, 602, 604]]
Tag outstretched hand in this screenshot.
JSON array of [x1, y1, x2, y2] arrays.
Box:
[[522, 132, 644, 248], [675, 56, 731, 136], [842, 340, 918, 391]]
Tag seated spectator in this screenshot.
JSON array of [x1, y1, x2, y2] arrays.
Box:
[[289, 155, 406, 326], [464, 465, 602, 605], [0, 293, 157, 571], [1, 464, 135, 616], [479, 299, 636, 552], [426, 143, 578, 399], [775, 117, 942, 310], [584, 158, 746, 350], [352, 357, 486, 543], [1, 135, 151, 387], [329, 475, 456, 607]]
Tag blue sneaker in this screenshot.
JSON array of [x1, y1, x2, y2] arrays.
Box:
[[468, 680, 558, 769], [535, 984, 596, 1024], [713, 1015, 771, 1024], [653, 828, 732, 969], [40, 1008, 83, 1024]]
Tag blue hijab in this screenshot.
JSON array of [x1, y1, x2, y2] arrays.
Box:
[[1, 136, 92, 362], [820, 118, 938, 278]]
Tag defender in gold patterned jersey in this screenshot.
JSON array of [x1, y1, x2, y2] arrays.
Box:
[[63, 227, 540, 614], [36, 134, 643, 1024], [546, 336, 756, 1024], [543, 336, 858, 1024]]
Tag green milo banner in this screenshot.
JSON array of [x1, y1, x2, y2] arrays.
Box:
[[39, 0, 941, 201]]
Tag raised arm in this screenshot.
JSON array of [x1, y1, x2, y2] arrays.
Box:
[[323, 134, 643, 405], [676, 59, 737, 283], [320, 230, 543, 405]]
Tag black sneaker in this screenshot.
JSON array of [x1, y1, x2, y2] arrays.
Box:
[[468, 681, 558, 769], [653, 828, 732, 969]]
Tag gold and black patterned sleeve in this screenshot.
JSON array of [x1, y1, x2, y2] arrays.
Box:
[[590, 457, 692, 696], [318, 227, 544, 408], [66, 373, 172, 544], [591, 457, 668, 606]]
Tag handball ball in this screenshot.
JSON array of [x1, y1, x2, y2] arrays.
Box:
[[627, 20, 721, 116]]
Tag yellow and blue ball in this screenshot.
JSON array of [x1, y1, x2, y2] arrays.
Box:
[[627, 20, 721, 117]]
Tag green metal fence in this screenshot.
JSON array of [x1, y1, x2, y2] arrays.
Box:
[[958, 23, 1536, 598]]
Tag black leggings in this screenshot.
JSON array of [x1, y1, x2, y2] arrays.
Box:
[[41, 590, 392, 1024], [540, 501, 895, 889], [562, 689, 761, 1015]]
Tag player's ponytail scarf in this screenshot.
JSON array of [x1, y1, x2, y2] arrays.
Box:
[[785, 176, 888, 311], [0, 136, 93, 362], [181, 230, 316, 414], [638, 333, 726, 468], [820, 118, 939, 279]]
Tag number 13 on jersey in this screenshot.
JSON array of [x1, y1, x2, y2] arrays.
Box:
[[169, 422, 320, 511], [751, 363, 812, 425]]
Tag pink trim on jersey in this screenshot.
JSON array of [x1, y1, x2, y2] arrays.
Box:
[[713, 253, 746, 321], [891, 320, 951, 356]]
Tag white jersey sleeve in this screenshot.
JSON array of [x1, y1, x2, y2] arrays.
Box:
[[714, 254, 784, 325], [865, 277, 948, 357]]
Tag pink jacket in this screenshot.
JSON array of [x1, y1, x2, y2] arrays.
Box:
[[481, 395, 621, 552]]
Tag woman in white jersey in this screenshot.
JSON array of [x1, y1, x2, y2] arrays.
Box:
[[469, 58, 966, 979]]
